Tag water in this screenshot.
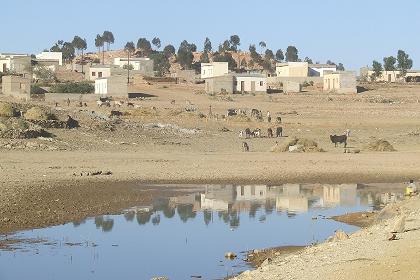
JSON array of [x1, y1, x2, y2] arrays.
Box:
[[0, 183, 405, 280]]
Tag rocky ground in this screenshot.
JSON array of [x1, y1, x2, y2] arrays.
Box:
[[234, 195, 420, 280]]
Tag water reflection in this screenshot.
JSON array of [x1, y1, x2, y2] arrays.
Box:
[[0, 183, 406, 280], [82, 184, 405, 232]]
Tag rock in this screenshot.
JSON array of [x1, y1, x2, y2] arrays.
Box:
[[352, 149, 361, 154], [225, 252, 237, 259], [391, 215, 406, 233], [2, 217, 10, 222], [333, 229, 349, 241], [260, 257, 272, 267], [151, 277, 169, 280]]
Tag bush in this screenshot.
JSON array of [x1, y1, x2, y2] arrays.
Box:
[[24, 106, 56, 121], [50, 82, 94, 94], [31, 85, 47, 94], [0, 102, 16, 117]]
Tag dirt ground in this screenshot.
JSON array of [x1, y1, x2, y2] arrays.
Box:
[[1, 82, 420, 278]]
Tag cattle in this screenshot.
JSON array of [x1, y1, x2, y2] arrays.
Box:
[[97, 100, 110, 107], [252, 128, 261, 138], [251, 109, 260, 117], [245, 128, 252, 138], [227, 109, 237, 116], [110, 110, 123, 117], [127, 102, 135, 108], [267, 128, 273, 138], [242, 142, 250, 152], [114, 101, 123, 107], [276, 127, 283, 138], [330, 135, 347, 148], [276, 116, 282, 124]]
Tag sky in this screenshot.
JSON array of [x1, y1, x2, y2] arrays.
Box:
[[1, 0, 419, 70]]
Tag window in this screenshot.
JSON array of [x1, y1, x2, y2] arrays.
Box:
[[98, 72, 103, 78], [92, 72, 96, 76], [260, 81, 263, 86]]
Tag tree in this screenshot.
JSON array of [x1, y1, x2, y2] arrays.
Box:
[[124, 41, 136, 84], [229, 35, 240, 52], [249, 44, 262, 66], [177, 40, 195, 69], [149, 52, 170, 77], [152, 37, 161, 50], [383, 56, 397, 71], [371, 60, 383, 81], [220, 40, 231, 52], [265, 49, 275, 61], [212, 52, 237, 70], [102, 31, 114, 51], [326, 60, 335, 65], [72, 36, 87, 72], [285, 46, 299, 62], [200, 51, 210, 63], [124, 41, 135, 53], [61, 42, 75, 63], [397, 50, 413, 76], [190, 43, 197, 52], [163, 44, 175, 58], [337, 63, 345, 71], [259, 41, 267, 50], [304, 57, 313, 64], [275, 49, 284, 62], [137, 38, 152, 56], [204, 37, 212, 53], [95, 34, 104, 53]]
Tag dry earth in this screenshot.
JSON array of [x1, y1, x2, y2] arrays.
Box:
[[1, 82, 420, 279]]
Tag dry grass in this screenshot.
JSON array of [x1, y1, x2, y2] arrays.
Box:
[[367, 139, 396, 152], [127, 107, 159, 117], [228, 114, 251, 123], [24, 107, 55, 121], [0, 102, 16, 118], [271, 137, 324, 153]]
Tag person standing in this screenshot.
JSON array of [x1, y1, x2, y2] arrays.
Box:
[[406, 180, 417, 196], [267, 111, 271, 123]]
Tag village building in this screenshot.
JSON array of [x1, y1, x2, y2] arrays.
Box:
[[0, 53, 32, 75], [276, 62, 337, 78], [283, 81, 302, 93], [323, 71, 357, 94], [1, 75, 31, 100], [113, 57, 154, 76], [360, 67, 420, 83], [201, 62, 229, 79], [95, 75, 128, 97], [205, 73, 267, 94], [88, 65, 125, 81], [35, 51, 63, 66]]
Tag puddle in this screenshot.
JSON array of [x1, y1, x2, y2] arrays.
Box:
[[0, 183, 405, 280]]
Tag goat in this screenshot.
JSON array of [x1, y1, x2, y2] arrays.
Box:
[[276, 127, 283, 138], [242, 142, 250, 152], [267, 128, 273, 138]]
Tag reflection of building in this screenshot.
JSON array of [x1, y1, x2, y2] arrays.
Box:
[[200, 194, 229, 211], [236, 185, 267, 201], [322, 184, 357, 207], [275, 184, 309, 213]]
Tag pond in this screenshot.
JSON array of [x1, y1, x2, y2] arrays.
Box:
[[0, 183, 405, 280]]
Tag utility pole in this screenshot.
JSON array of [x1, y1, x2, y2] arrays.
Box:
[[127, 50, 130, 85]]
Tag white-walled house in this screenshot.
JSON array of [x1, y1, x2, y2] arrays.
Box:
[[89, 65, 126, 81], [113, 57, 154, 76], [204, 73, 267, 94], [234, 73, 267, 93], [201, 62, 228, 79], [276, 62, 337, 77], [36, 51, 63, 66], [0, 53, 31, 75]]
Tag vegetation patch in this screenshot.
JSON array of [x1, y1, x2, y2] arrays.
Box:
[[367, 139, 396, 152], [271, 137, 324, 153], [50, 82, 94, 94]]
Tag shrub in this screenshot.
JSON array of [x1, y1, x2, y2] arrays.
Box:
[[31, 85, 47, 94], [50, 82, 94, 94], [0, 102, 16, 117], [24, 106, 56, 120]]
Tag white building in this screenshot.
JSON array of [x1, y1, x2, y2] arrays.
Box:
[[0, 53, 31, 74], [113, 57, 154, 76], [236, 185, 267, 201], [95, 75, 128, 97], [276, 62, 337, 78], [36, 51, 63, 66], [201, 62, 229, 79], [234, 73, 267, 93], [89, 65, 126, 81]]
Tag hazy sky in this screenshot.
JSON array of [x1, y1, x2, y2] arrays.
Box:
[[2, 0, 419, 70]]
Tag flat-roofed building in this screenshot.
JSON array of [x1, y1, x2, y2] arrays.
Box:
[[323, 71, 357, 94], [201, 62, 229, 79]]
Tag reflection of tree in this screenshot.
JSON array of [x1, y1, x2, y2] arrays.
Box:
[[219, 211, 230, 224], [124, 211, 136, 222], [249, 204, 260, 218], [177, 204, 196, 223], [203, 210, 212, 225], [137, 211, 152, 225], [229, 210, 240, 228], [265, 200, 276, 215], [73, 219, 86, 227], [94, 216, 114, 232], [152, 214, 161, 226], [163, 205, 176, 219]]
